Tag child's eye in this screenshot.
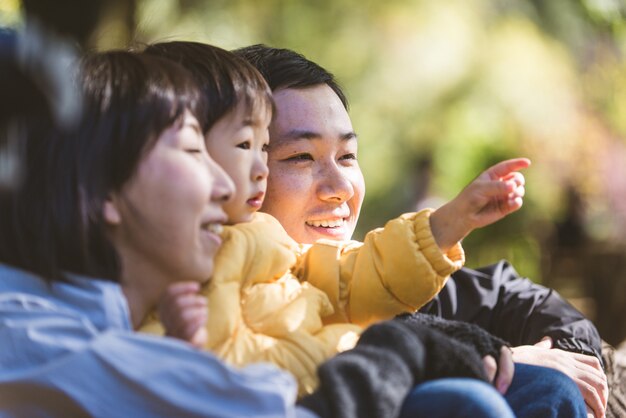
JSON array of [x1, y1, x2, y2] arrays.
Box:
[[262, 143, 270, 153], [237, 141, 251, 150], [339, 153, 357, 161], [286, 153, 313, 162]]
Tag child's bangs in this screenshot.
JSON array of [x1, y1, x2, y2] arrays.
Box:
[[233, 66, 274, 121]]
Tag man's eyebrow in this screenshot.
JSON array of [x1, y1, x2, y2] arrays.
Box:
[[342, 131, 358, 141], [281, 129, 358, 141]]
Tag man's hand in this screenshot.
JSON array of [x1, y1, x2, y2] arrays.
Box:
[[158, 281, 208, 348], [483, 346, 515, 394], [430, 158, 531, 251], [512, 337, 608, 418]]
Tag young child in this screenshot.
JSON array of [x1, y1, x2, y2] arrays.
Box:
[[140, 41, 529, 396]]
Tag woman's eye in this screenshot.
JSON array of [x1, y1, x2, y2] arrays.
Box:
[[237, 141, 251, 150], [286, 153, 313, 162], [262, 143, 269, 153], [185, 148, 205, 160]]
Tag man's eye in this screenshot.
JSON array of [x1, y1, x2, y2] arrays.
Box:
[[286, 153, 313, 161], [237, 141, 251, 150]]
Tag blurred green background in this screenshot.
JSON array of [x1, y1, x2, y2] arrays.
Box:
[[3, 0, 626, 344]]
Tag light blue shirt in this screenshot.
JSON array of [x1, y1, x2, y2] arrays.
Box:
[[0, 264, 318, 418]]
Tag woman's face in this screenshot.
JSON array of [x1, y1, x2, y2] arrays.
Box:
[[262, 84, 365, 244], [105, 112, 233, 286]]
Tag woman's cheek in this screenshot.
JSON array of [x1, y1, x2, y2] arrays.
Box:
[[166, 162, 212, 206]]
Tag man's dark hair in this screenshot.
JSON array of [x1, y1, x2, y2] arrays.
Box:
[[144, 41, 273, 134], [0, 51, 205, 283], [234, 44, 348, 110]]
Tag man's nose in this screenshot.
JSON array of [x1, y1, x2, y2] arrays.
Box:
[[316, 161, 354, 203]]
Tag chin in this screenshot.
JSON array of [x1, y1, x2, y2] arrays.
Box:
[[194, 261, 215, 282], [230, 212, 255, 224]]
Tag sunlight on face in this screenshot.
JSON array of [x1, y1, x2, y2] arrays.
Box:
[[105, 112, 230, 286], [206, 102, 271, 224], [263, 85, 365, 244]]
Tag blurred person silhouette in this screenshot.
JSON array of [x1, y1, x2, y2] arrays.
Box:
[[0, 0, 104, 190]]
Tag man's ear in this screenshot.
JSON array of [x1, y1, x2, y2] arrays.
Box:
[[103, 195, 122, 225]]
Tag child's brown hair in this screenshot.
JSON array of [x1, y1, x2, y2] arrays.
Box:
[[144, 41, 273, 135]]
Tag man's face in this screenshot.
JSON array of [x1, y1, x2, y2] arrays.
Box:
[[261, 84, 365, 244]]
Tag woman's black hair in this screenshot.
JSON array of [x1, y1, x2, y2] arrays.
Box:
[[0, 51, 205, 282], [144, 41, 273, 134]]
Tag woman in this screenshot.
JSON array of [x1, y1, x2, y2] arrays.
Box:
[[0, 51, 317, 417]]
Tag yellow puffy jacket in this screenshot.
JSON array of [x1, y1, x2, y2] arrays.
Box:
[[141, 210, 464, 396]]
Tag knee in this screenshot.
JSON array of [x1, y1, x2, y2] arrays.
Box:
[[457, 380, 515, 417], [507, 364, 586, 418], [523, 364, 580, 398], [401, 378, 514, 418], [533, 366, 585, 409]]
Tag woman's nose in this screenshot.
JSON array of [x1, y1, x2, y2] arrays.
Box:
[[317, 162, 354, 203], [208, 157, 235, 203]]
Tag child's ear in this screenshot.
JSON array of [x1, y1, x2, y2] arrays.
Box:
[[102, 194, 122, 225]]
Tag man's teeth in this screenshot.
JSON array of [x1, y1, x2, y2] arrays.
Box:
[[306, 219, 344, 228], [202, 223, 223, 235]]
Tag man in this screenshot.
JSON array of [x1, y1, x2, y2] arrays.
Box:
[[236, 44, 608, 418]]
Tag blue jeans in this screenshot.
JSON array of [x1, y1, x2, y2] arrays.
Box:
[[398, 363, 586, 418], [505, 363, 587, 418]]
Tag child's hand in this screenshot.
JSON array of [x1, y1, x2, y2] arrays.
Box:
[[430, 158, 531, 251], [158, 281, 208, 349]]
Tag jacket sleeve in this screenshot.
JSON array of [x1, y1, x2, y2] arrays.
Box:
[[0, 306, 313, 418], [418, 260, 603, 363], [295, 209, 465, 327], [298, 320, 488, 418]]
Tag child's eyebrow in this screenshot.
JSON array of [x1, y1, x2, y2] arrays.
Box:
[[242, 116, 267, 127]]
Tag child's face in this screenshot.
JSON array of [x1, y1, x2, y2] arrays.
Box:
[[206, 101, 271, 224]]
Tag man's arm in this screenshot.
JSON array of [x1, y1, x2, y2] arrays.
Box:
[[419, 260, 607, 417], [419, 260, 602, 360]]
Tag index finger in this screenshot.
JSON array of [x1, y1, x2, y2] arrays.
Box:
[[495, 347, 515, 394], [485, 158, 531, 180]]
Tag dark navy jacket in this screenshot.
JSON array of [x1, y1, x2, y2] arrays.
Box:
[[419, 260, 603, 363]]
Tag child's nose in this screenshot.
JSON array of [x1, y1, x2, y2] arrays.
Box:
[[252, 156, 269, 181]]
